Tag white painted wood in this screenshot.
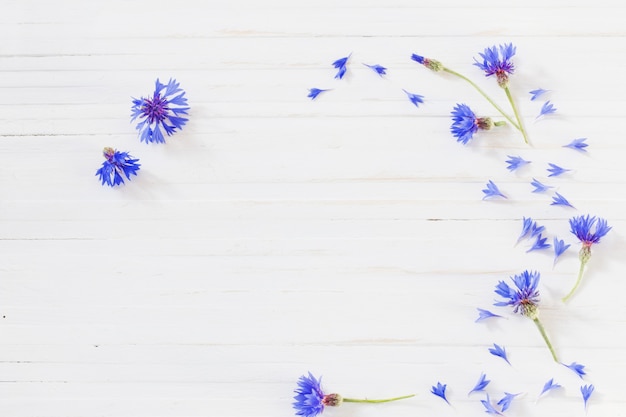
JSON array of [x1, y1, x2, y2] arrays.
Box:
[[2, 1, 625, 416]]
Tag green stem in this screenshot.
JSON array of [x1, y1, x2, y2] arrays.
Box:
[[504, 86, 529, 144], [562, 260, 587, 303], [443, 67, 521, 131], [533, 317, 558, 362], [343, 394, 416, 404]]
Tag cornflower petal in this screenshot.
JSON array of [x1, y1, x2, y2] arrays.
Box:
[[476, 308, 502, 322], [131, 78, 189, 144], [540, 378, 562, 397], [481, 393, 504, 415], [95, 147, 141, 187], [529, 223, 545, 238], [547, 163, 570, 177], [482, 180, 507, 200], [527, 234, 551, 252], [403, 89, 424, 108], [332, 54, 351, 79], [581, 384, 594, 409], [488, 343, 511, 365], [505, 155, 531, 172], [563, 138, 589, 152], [293, 372, 325, 417], [530, 178, 553, 193], [562, 362, 586, 379], [537, 101, 557, 118], [468, 373, 490, 395], [529, 88, 549, 101], [307, 88, 329, 100], [553, 237, 571, 264], [497, 392, 520, 412], [517, 217, 534, 243], [551, 192, 575, 209], [430, 382, 450, 405], [363, 63, 387, 76]]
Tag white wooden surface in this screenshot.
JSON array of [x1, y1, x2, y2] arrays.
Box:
[[2, 1, 626, 416]]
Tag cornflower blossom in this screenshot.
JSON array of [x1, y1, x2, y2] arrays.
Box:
[[450, 104, 504, 145], [95, 147, 141, 187], [494, 270, 558, 361], [563, 215, 611, 302], [131, 78, 189, 144], [293, 372, 414, 417], [411, 50, 526, 142]]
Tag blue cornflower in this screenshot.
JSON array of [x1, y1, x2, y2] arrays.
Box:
[[474, 43, 516, 87], [553, 237, 571, 265], [131, 78, 189, 144], [547, 163, 570, 177], [308, 88, 329, 100], [564, 215, 611, 301], [527, 234, 551, 252], [294, 373, 326, 417], [505, 155, 530, 172], [529, 88, 549, 101], [539, 378, 562, 397], [468, 373, 490, 396], [488, 343, 511, 365], [563, 138, 588, 152], [482, 180, 507, 200], [403, 89, 424, 108], [497, 392, 520, 412], [562, 362, 586, 379], [410, 53, 444, 71], [537, 101, 557, 118], [95, 147, 141, 187], [481, 393, 504, 415], [475, 308, 502, 322], [363, 63, 387, 76], [332, 54, 351, 79], [450, 103, 479, 144], [430, 382, 450, 405], [551, 192, 575, 209], [530, 178, 553, 193], [581, 384, 594, 409], [494, 270, 558, 361]]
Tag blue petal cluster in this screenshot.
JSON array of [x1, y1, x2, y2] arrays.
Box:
[[450, 103, 478, 144], [95, 147, 141, 187], [569, 215, 611, 246], [131, 78, 189, 144], [494, 270, 540, 316], [474, 43, 516, 87], [293, 373, 325, 417]]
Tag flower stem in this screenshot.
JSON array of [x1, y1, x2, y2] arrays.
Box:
[[343, 394, 416, 404], [562, 260, 587, 303], [533, 317, 558, 362], [504, 86, 529, 144], [443, 67, 521, 131]]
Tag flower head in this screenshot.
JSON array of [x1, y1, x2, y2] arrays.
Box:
[[293, 373, 326, 417], [505, 155, 530, 172], [474, 43, 516, 87], [537, 101, 557, 118], [482, 180, 507, 200], [410, 53, 444, 71], [540, 378, 562, 397], [450, 104, 495, 144], [468, 373, 490, 395], [569, 215, 611, 249], [475, 308, 502, 322], [562, 362, 586, 379], [363, 63, 387, 76], [488, 343, 511, 365], [494, 270, 540, 317], [332, 54, 351, 79], [403, 89, 424, 108], [529, 88, 549, 101], [95, 147, 141, 187], [564, 138, 588, 152], [430, 382, 450, 405], [308, 88, 329, 100], [581, 384, 594, 409], [131, 78, 189, 144], [530, 178, 553, 193]]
